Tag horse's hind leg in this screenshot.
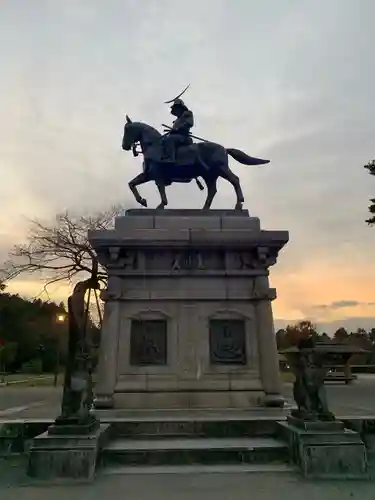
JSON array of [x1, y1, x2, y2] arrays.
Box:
[[129, 172, 148, 207], [156, 181, 168, 209], [219, 166, 244, 210]]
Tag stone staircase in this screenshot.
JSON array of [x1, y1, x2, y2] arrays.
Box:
[[97, 413, 293, 475]]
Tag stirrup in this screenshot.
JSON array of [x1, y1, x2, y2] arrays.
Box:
[[165, 152, 175, 162]]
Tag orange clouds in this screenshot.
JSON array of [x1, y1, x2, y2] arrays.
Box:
[[6, 279, 70, 304], [7, 254, 375, 327], [272, 255, 375, 322]]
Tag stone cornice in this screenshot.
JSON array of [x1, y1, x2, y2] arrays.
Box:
[[89, 228, 289, 250], [100, 287, 277, 302]]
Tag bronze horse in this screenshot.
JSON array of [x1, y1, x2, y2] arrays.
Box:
[[122, 115, 269, 210]]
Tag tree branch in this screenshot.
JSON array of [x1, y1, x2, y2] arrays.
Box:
[[1, 204, 122, 293]]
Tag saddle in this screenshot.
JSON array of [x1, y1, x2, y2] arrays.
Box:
[[165, 144, 196, 166], [146, 142, 197, 166]]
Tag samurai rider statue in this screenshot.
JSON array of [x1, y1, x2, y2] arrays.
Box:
[[162, 84, 194, 162]]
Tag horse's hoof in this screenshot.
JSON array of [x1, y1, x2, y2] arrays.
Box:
[[156, 204, 165, 210], [139, 198, 147, 207], [235, 202, 243, 211]]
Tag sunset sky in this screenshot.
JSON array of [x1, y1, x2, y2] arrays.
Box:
[[1, 0, 375, 333]]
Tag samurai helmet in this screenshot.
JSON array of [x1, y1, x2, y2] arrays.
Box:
[[171, 98, 186, 110]]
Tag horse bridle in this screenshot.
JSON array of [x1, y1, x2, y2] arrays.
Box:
[[131, 127, 171, 157], [132, 143, 141, 157]]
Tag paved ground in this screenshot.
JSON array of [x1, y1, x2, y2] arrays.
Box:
[[1, 377, 375, 497], [0, 387, 61, 418], [0, 462, 374, 500], [286, 374, 375, 418], [2, 375, 375, 420]]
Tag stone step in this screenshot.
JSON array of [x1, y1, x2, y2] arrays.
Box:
[[101, 436, 289, 467], [101, 463, 296, 476], [109, 418, 281, 439], [96, 407, 290, 422]]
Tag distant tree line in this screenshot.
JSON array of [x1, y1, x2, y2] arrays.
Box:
[[276, 320, 375, 365], [2, 291, 375, 375], [0, 206, 119, 375], [0, 287, 100, 375], [364, 159, 375, 225]]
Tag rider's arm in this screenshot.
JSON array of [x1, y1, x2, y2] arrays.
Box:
[[174, 111, 194, 133], [183, 110, 194, 129]]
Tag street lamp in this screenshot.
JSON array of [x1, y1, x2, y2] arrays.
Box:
[[54, 313, 67, 387], [0, 337, 5, 383]]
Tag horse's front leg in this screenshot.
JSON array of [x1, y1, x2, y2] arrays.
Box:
[[202, 176, 217, 210], [128, 172, 148, 207], [156, 181, 168, 209]]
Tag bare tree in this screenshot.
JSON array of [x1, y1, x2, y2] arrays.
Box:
[[1, 205, 122, 294], [364, 159, 375, 225]]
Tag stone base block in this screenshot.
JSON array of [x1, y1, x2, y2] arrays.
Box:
[[279, 421, 367, 479], [94, 395, 115, 409], [27, 424, 110, 481], [113, 390, 265, 409], [48, 415, 100, 435], [262, 393, 285, 408], [287, 415, 344, 432]]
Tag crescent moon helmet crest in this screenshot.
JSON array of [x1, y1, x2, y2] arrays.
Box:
[[164, 84, 190, 104]]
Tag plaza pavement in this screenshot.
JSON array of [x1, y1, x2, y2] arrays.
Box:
[[0, 458, 374, 500], [1, 376, 375, 498], [2, 375, 375, 420]]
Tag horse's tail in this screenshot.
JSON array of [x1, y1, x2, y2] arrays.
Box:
[[195, 178, 204, 191], [226, 148, 270, 166]]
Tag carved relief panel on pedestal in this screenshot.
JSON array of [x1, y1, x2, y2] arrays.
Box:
[[130, 319, 167, 365], [226, 247, 278, 271], [107, 247, 139, 269], [103, 246, 279, 274], [171, 251, 205, 270], [209, 319, 246, 365], [142, 249, 226, 271]]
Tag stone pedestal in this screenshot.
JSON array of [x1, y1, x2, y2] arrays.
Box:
[[27, 424, 110, 481], [279, 418, 367, 479], [89, 209, 288, 410], [48, 415, 100, 435]]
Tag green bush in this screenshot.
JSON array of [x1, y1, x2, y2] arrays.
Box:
[[21, 358, 43, 374]]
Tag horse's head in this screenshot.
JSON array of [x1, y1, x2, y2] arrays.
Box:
[[122, 115, 140, 151], [122, 115, 162, 152]]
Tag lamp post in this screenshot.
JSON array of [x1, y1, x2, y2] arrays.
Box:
[[0, 337, 4, 383], [54, 313, 66, 387]]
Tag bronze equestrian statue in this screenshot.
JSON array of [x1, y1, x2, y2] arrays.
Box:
[[122, 86, 270, 210]]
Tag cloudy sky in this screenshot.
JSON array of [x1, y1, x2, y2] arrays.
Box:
[[1, 0, 375, 333]]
